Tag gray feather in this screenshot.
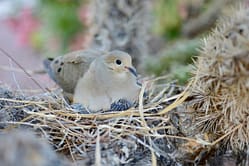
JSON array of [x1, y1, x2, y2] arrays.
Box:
[[43, 58, 56, 82]]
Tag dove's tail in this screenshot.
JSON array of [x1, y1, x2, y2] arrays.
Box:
[[43, 58, 56, 82]]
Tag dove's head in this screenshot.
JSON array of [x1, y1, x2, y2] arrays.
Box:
[[101, 50, 138, 78]]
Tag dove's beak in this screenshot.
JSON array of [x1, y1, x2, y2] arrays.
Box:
[[125, 66, 137, 77]]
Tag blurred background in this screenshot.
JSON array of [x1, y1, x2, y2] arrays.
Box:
[[0, 0, 247, 93]]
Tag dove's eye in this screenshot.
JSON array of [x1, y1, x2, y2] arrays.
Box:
[[115, 59, 122, 65]]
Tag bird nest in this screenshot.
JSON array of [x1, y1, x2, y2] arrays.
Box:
[[0, 77, 189, 165]]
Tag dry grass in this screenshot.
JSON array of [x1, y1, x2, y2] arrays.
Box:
[[0, 77, 192, 164], [188, 5, 249, 153]]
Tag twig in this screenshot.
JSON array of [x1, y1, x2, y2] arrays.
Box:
[[95, 128, 101, 166], [9, 59, 23, 95], [0, 65, 46, 74], [210, 124, 242, 146], [0, 47, 47, 92]]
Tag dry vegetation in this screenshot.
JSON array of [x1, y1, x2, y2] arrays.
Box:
[[0, 77, 188, 165], [1, 3, 249, 166], [189, 5, 249, 152]]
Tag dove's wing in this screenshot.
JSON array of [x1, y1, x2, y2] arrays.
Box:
[[44, 49, 101, 94]]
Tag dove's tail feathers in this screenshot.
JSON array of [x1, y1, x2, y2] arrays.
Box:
[[43, 58, 56, 81]]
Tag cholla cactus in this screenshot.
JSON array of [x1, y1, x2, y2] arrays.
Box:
[[189, 6, 249, 152], [90, 0, 153, 67]]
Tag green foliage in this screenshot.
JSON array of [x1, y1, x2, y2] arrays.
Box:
[[145, 39, 200, 84], [38, 0, 84, 53], [153, 0, 182, 39], [170, 64, 192, 85]]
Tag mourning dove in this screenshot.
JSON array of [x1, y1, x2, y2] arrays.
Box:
[[44, 49, 103, 100], [73, 50, 141, 112]]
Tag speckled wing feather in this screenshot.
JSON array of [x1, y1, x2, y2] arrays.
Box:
[[44, 49, 102, 94]]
